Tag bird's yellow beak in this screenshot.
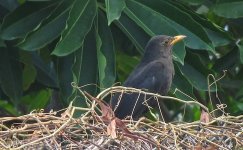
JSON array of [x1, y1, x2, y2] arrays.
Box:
[[169, 35, 186, 45]]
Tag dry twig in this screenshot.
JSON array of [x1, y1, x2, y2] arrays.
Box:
[[0, 86, 242, 150]]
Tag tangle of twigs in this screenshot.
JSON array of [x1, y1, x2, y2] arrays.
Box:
[[0, 84, 242, 150]]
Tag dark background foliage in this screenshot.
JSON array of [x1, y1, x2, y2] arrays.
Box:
[[0, 0, 242, 120]]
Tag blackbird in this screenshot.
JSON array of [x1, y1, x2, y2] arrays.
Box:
[[111, 35, 186, 120]]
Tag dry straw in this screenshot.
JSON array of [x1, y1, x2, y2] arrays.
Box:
[[0, 83, 242, 149]]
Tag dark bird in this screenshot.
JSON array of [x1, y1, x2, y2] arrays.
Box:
[[111, 35, 186, 120]]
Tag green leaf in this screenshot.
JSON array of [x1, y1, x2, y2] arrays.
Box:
[[220, 79, 243, 89], [171, 65, 194, 101], [213, 2, 243, 18], [183, 50, 216, 89], [79, 29, 98, 89], [116, 51, 140, 82], [137, 0, 214, 53], [22, 65, 37, 91], [213, 48, 238, 72], [237, 40, 243, 64], [0, 47, 23, 104], [236, 86, 243, 99], [18, 0, 73, 51], [71, 27, 98, 106], [96, 11, 116, 88], [236, 102, 243, 111], [125, 0, 186, 64], [168, 0, 231, 47], [0, 2, 57, 40], [32, 53, 58, 88], [18, 0, 25, 4], [27, 0, 53, 1], [172, 42, 186, 65], [181, 0, 204, 5], [0, 0, 18, 11], [56, 54, 74, 104], [19, 51, 37, 91], [0, 26, 6, 47], [115, 13, 150, 54], [0, 100, 19, 116], [105, 0, 125, 25], [177, 62, 208, 91], [204, 28, 231, 47], [21, 89, 51, 112], [0, 39, 5, 47], [186, 51, 213, 75], [52, 0, 97, 56]]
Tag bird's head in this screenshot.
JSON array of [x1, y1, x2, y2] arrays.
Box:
[[144, 35, 186, 58]]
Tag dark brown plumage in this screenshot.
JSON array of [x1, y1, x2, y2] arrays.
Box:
[[111, 35, 186, 120]]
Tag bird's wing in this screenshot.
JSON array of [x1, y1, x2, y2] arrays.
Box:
[[124, 61, 172, 94], [112, 61, 173, 119]]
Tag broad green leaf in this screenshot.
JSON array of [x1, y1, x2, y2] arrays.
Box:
[[22, 65, 37, 91], [52, 0, 97, 56], [0, 100, 19, 116], [165, 18, 213, 52], [1, 2, 57, 40], [21, 89, 51, 112], [96, 12, 116, 88], [115, 13, 150, 54], [0, 25, 4, 48], [18, 0, 25, 4], [205, 28, 231, 47], [183, 50, 216, 89], [186, 51, 213, 75], [139, 0, 211, 42], [137, 0, 214, 53], [27, 0, 53, 1], [0, 48, 22, 104], [116, 51, 140, 82], [71, 27, 98, 106], [0, 39, 5, 47], [213, 2, 243, 18], [181, 0, 204, 5], [171, 65, 194, 101], [177, 62, 208, 91], [236, 102, 243, 111], [220, 79, 243, 89], [236, 86, 243, 99], [237, 40, 243, 64], [71, 47, 83, 92], [56, 54, 74, 104], [18, 0, 73, 51], [32, 53, 58, 88], [236, 68, 243, 80], [213, 48, 238, 72], [0, 0, 18, 11], [167, 0, 231, 47], [172, 43, 186, 65], [68, 46, 84, 106], [78, 28, 98, 90], [105, 0, 125, 25], [0, 25, 5, 47], [19, 51, 37, 91], [0, 5, 9, 21], [184, 105, 201, 122], [125, 0, 186, 64]]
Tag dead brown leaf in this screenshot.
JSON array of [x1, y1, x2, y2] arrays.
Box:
[[200, 109, 210, 123]]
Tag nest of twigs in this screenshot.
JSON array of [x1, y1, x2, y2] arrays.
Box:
[[0, 86, 242, 150]]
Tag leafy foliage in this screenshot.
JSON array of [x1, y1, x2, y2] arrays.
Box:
[[0, 0, 242, 120]]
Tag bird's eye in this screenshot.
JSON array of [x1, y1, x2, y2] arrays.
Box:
[[161, 40, 169, 46], [164, 40, 169, 45]]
